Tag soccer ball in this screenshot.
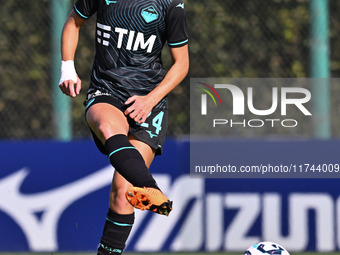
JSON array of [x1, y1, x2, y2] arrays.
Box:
[[244, 241, 290, 255]]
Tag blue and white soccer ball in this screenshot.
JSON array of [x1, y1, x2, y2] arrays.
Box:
[[244, 241, 290, 255]]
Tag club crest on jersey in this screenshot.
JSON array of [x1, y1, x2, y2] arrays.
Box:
[[105, 0, 117, 5], [141, 6, 158, 23]]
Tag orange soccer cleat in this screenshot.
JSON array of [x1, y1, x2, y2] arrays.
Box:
[[125, 186, 173, 216]]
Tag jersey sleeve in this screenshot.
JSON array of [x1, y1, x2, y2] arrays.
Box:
[[73, 0, 98, 19], [166, 0, 188, 48]]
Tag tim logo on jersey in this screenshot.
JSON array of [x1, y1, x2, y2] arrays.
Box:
[[97, 20, 157, 53]]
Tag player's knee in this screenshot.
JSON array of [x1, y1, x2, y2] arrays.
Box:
[[110, 186, 133, 212], [99, 121, 130, 142], [95, 121, 116, 142]]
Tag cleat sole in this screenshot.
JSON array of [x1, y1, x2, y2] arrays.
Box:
[[125, 187, 172, 216]]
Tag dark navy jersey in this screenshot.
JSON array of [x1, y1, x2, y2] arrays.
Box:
[[74, 0, 188, 102]]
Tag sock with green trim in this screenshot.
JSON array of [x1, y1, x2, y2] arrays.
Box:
[[97, 209, 135, 255], [105, 134, 159, 189]]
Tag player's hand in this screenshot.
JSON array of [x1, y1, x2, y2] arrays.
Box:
[[58, 60, 81, 98], [124, 95, 156, 124], [59, 77, 82, 98]]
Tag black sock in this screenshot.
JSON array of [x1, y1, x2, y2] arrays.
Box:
[[97, 209, 135, 255], [105, 134, 159, 189]]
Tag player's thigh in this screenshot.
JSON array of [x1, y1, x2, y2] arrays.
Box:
[[86, 103, 129, 144]]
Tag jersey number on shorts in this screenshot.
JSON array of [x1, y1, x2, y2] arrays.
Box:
[[139, 111, 164, 138]]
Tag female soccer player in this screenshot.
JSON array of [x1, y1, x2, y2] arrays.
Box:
[[58, 0, 189, 254]]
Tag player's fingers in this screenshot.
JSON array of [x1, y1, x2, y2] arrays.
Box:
[[139, 111, 149, 123], [75, 77, 82, 95], [136, 116, 145, 124], [59, 82, 67, 94], [59, 80, 71, 95], [133, 115, 142, 123], [60, 80, 78, 97], [124, 104, 135, 116], [131, 106, 145, 121], [129, 110, 139, 120], [67, 81, 77, 97], [125, 95, 137, 105], [61, 82, 73, 96], [133, 110, 147, 124]]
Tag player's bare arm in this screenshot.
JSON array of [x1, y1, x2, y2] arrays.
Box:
[[59, 10, 86, 98], [124, 45, 189, 124]]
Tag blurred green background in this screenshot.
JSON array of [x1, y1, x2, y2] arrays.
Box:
[[1, 0, 340, 140]]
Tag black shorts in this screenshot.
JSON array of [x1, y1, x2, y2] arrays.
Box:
[[84, 91, 168, 156]]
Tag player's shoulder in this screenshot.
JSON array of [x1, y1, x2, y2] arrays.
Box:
[[158, 0, 185, 9]]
